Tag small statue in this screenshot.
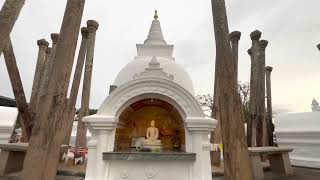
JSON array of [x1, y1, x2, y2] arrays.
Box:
[[143, 120, 161, 145]]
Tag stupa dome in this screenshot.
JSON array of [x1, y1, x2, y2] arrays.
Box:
[[113, 57, 195, 95]]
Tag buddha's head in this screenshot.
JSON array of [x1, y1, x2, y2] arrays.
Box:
[[150, 120, 155, 127]]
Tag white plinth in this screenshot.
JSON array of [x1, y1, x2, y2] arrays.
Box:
[[142, 143, 163, 151]]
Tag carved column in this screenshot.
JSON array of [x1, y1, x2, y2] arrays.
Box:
[[265, 66, 274, 146], [75, 20, 99, 148], [256, 40, 268, 147], [248, 30, 261, 147], [30, 39, 49, 116], [37, 33, 60, 102], [63, 27, 88, 145], [229, 31, 241, 82]]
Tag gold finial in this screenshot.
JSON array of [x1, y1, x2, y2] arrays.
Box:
[[154, 10, 158, 20]]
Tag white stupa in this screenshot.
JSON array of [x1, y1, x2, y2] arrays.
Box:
[[275, 98, 320, 168], [83, 11, 216, 180], [311, 98, 320, 112]]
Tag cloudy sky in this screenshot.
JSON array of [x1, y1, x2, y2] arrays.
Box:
[[0, 0, 319, 113]]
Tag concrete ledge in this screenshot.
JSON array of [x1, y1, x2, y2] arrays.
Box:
[[0, 143, 28, 152], [248, 146, 293, 154], [103, 152, 196, 161]]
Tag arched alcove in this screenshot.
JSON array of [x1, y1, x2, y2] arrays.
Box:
[[114, 98, 186, 152]]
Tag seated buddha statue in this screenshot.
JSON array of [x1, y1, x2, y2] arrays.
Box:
[[142, 120, 162, 146]]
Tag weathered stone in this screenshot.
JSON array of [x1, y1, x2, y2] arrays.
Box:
[[3, 38, 32, 141], [256, 40, 268, 147], [29, 39, 49, 128], [211, 0, 252, 179], [21, 0, 86, 179], [248, 30, 262, 147], [0, 0, 25, 55], [265, 66, 274, 146], [229, 31, 241, 82], [75, 20, 98, 148], [63, 27, 88, 145]]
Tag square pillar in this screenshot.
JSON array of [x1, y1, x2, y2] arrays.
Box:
[[186, 117, 217, 180], [83, 115, 117, 180]]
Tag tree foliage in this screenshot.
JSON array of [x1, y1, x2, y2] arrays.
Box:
[[196, 82, 250, 123]]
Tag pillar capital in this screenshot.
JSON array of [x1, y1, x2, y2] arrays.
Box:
[[50, 33, 60, 44], [87, 20, 99, 33], [247, 48, 252, 56], [250, 30, 262, 41], [229, 31, 241, 42], [81, 27, 88, 38], [258, 40, 268, 49], [265, 66, 273, 72], [37, 39, 49, 49], [317, 44, 320, 51]]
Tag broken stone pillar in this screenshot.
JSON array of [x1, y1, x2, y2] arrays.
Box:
[[248, 30, 261, 147], [229, 31, 241, 82], [256, 40, 268, 147], [29, 39, 49, 117], [75, 20, 99, 148], [265, 66, 274, 146], [63, 27, 88, 145]]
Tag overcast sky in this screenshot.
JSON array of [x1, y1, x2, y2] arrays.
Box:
[[0, 0, 319, 113]]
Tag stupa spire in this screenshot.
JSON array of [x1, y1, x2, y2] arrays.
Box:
[[154, 10, 158, 20], [144, 10, 167, 45]]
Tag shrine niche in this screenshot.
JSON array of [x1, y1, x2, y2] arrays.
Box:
[[114, 98, 185, 152], [83, 11, 216, 180]]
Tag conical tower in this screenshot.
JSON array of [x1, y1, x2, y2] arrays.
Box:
[[144, 10, 167, 45], [137, 10, 174, 57]]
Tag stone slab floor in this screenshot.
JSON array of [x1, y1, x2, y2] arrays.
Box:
[[0, 167, 319, 180], [214, 167, 320, 180]]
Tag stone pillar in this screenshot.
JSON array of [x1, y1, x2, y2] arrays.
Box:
[[50, 33, 60, 58], [29, 39, 49, 117], [229, 31, 241, 82], [21, 0, 86, 178], [63, 27, 88, 145], [0, 0, 25, 55], [265, 66, 274, 146], [3, 37, 32, 141], [248, 30, 261, 147], [75, 20, 99, 148], [256, 40, 268, 147], [37, 33, 60, 102]]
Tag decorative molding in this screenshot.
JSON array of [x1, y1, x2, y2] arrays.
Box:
[[133, 56, 174, 81], [120, 169, 129, 179], [145, 166, 156, 178], [185, 117, 217, 131], [98, 78, 205, 118]]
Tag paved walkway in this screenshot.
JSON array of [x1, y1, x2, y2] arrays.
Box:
[[1, 167, 319, 180], [214, 167, 320, 180]]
